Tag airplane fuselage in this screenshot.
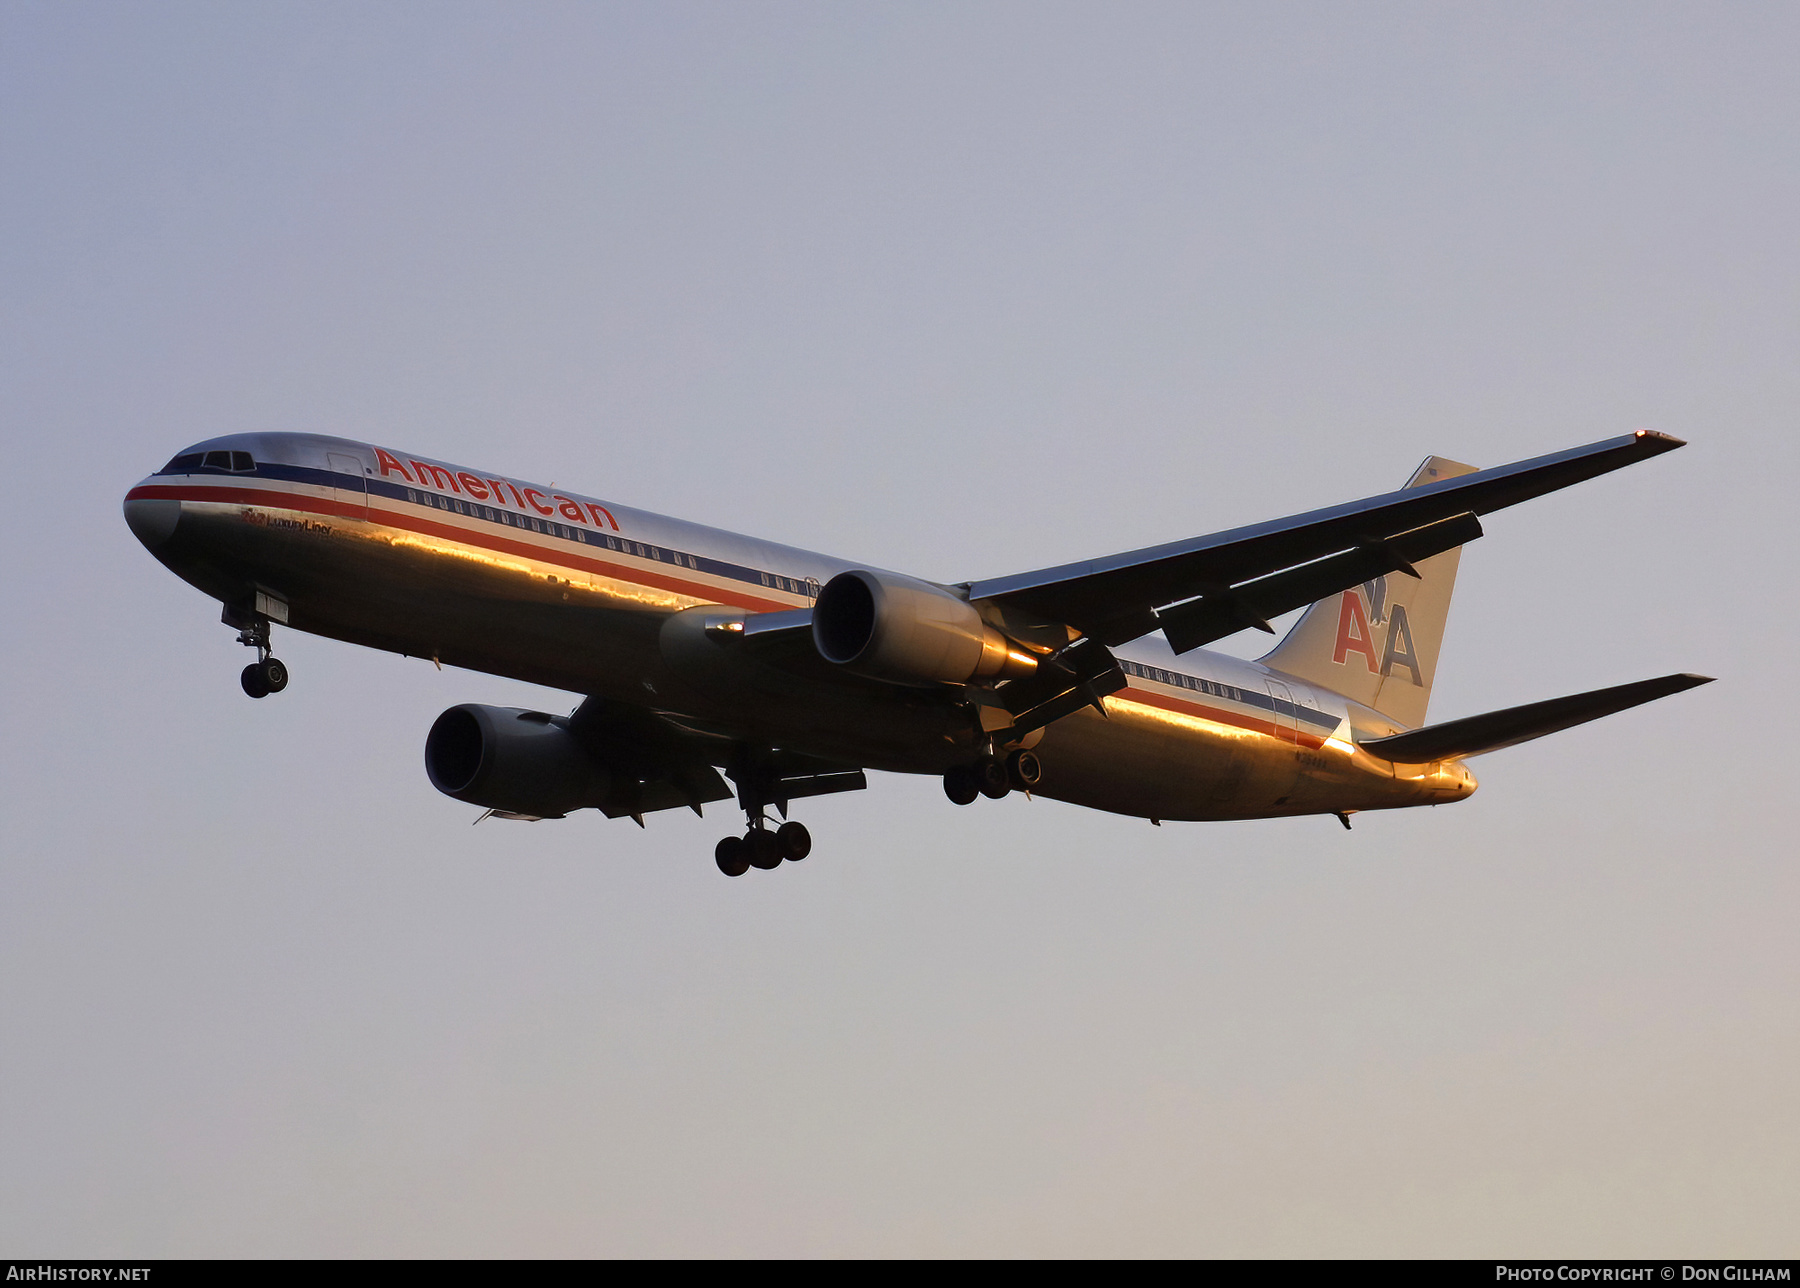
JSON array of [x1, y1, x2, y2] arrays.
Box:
[[124, 432, 1474, 824]]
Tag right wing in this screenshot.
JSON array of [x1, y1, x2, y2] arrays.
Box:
[[967, 431, 1685, 649]]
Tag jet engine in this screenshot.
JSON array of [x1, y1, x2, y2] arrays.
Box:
[[812, 570, 1036, 685], [424, 704, 610, 818]]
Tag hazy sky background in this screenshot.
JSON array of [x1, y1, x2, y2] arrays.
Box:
[[3, 1, 1796, 1256]]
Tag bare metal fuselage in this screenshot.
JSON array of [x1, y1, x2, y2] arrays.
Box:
[[124, 432, 1474, 823]]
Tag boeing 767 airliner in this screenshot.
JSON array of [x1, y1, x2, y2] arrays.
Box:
[[124, 430, 1709, 875]]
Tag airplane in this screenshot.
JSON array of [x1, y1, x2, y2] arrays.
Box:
[[123, 429, 1711, 876]]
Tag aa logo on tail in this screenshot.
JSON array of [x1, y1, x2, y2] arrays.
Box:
[[1332, 578, 1422, 684]]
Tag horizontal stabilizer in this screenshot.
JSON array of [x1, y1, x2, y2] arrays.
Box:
[[1358, 673, 1713, 762]]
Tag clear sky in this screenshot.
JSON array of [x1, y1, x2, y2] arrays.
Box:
[[2, 0, 1795, 1257]]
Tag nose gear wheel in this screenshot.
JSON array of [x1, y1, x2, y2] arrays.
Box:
[[227, 606, 290, 698]]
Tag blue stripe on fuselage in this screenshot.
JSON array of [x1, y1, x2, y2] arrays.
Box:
[[1116, 658, 1341, 731]]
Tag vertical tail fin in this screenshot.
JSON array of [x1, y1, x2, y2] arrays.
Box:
[[1259, 455, 1477, 727]]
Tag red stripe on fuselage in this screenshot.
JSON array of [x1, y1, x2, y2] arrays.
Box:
[[129, 482, 367, 521], [1115, 684, 1330, 750], [126, 482, 798, 614]]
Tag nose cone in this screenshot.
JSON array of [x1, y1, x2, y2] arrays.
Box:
[[124, 495, 181, 550]]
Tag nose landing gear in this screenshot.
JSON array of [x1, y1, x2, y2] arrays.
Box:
[[225, 604, 289, 699], [240, 657, 289, 699]]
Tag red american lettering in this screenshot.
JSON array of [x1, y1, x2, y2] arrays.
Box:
[[1333, 591, 1379, 671], [375, 446, 624, 534], [411, 461, 460, 493]]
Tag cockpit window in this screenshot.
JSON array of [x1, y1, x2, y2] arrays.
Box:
[[174, 450, 258, 472], [160, 449, 255, 474]]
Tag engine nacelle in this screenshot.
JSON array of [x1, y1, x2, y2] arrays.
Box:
[[424, 704, 610, 818], [812, 569, 1036, 685]]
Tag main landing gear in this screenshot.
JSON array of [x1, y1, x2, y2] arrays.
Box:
[[943, 748, 1042, 805], [712, 748, 860, 877], [714, 818, 811, 878], [227, 606, 289, 699]]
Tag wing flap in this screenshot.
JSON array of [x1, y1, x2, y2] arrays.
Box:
[[1358, 673, 1713, 762], [566, 696, 736, 818], [1157, 511, 1482, 654]]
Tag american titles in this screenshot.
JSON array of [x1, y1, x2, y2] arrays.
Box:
[[374, 448, 620, 532]]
